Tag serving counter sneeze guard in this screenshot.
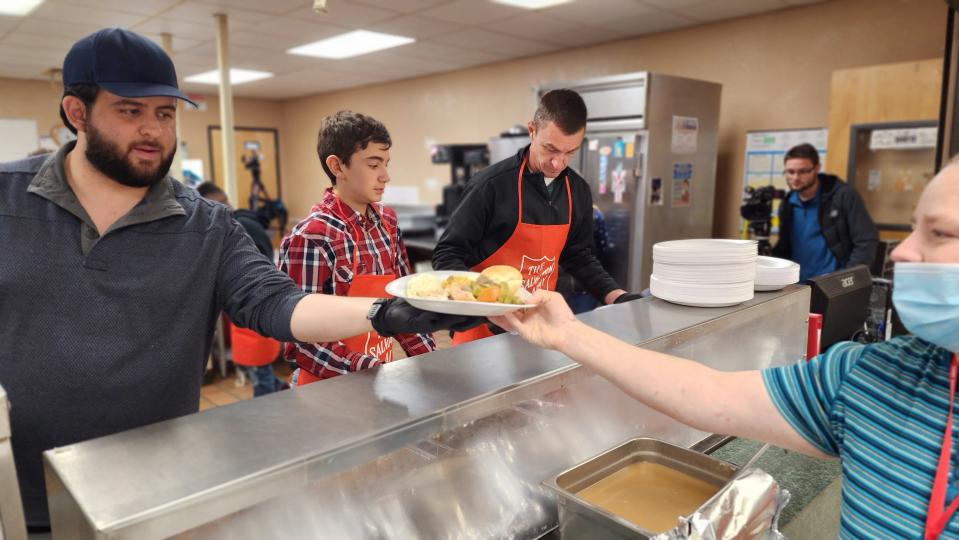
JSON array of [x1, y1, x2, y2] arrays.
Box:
[[44, 286, 809, 539]]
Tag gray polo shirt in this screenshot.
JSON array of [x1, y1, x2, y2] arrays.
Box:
[[0, 143, 307, 527]]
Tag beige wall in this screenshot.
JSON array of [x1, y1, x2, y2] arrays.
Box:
[[0, 77, 283, 187], [0, 78, 66, 146], [278, 0, 946, 237]]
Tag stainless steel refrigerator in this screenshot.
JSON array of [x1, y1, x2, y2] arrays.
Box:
[[540, 72, 722, 292]]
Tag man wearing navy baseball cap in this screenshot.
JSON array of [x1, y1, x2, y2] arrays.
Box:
[[0, 28, 480, 532]]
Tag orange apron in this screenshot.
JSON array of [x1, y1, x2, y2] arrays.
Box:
[[298, 201, 396, 386], [229, 322, 281, 367], [452, 156, 572, 345]]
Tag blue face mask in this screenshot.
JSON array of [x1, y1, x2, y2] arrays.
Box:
[[893, 263, 959, 352]]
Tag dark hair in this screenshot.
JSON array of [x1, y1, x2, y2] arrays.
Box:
[[316, 110, 391, 185], [784, 143, 820, 167], [196, 181, 225, 199], [533, 89, 587, 135], [59, 84, 100, 135]]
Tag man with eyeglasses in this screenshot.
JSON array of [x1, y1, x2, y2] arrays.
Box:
[[772, 143, 878, 281]]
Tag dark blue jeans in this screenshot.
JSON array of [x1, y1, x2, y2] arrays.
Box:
[[240, 365, 287, 397]]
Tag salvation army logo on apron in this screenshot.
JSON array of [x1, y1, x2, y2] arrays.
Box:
[[362, 331, 394, 362], [520, 254, 557, 291]]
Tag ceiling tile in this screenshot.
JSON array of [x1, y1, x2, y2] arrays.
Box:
[[0, 64, 55, 80], [421, 0, 524, 25], [0, 44, 64, 66], [195, 0, 311, 16], [671, 0, 790, 22], [228, 30, 310, 52], [398, 40, 508, 65], [29, 1, 147, 27], [0, 16, 21, 35], [640, 0, 709, 9], [133, 18, 222, 41], [248, 16, 347, 41], [485, 12, 583, 44], [431, 28, 558, 56], [1, 29, 78, 52], [545, 0, 656, 25], [56, 0, 181, 17], [156, 3, 267, 28], [547, 25, 626, 48], [286, 0, 402, 28], [368, 14, 461, 40], [597, 10, 695, 35], [139, 33, 205, 53], [12, 19, 105, 41], [351, 0, 450, 14]]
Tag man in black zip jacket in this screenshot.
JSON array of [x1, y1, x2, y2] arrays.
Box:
[[772, 144, 878, 281], [433, 89, 639, 344]]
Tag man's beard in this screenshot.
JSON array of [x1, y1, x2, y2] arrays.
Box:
[[85, 123, 175, 188]]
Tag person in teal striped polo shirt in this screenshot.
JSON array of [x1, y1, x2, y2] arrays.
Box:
[[494, 162, 959, 539]]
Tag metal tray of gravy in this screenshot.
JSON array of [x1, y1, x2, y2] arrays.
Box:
[[543, 437, 738, 539]]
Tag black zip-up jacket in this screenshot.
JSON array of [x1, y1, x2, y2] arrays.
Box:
[[433, 145, 620, 300], [772, 173, 878, 270]]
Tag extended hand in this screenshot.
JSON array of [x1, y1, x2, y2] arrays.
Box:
[[490, 290, 578, 350], [371, 298, 484, 337]]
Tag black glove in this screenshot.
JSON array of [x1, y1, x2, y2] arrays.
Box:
[[370, 298, 484, 337], [613, 292, 644, 304], [487, 322, 507, 335]]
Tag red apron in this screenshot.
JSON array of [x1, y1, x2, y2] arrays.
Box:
[[298, 201, 396, 386], [924, 354, 959, 539], [452, 157, 572, 345]]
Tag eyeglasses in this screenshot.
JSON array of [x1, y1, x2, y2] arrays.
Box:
[[783, 167, 815, 177]]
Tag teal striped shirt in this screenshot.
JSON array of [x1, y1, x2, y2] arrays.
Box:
[[763, 336, 957, 539]]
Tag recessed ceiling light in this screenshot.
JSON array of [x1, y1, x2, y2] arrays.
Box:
[[0, 0, 44, 16], [287, 30, 414, 60], [184, 69, 273, 85], [491, 0, 574, 9]]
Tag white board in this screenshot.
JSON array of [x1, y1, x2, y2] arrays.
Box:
[[0, 118, 40, 162]]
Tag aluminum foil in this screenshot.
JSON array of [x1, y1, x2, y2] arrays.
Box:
[[651, 468, 790, 540]]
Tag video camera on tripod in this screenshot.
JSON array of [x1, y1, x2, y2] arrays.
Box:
[[740, 185, 785, 255]]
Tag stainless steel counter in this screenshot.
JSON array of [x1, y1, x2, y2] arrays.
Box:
[[45, 286, 810, 539]]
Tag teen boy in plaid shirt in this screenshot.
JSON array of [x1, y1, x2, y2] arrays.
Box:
[[279, 111, 435, 384]]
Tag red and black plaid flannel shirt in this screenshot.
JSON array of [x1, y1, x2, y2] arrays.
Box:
[[278, 188, 435, 379]]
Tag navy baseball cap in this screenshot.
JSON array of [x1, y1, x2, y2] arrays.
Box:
[[63, 28, 196, 107]]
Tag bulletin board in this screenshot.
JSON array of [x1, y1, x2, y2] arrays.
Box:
[[741, 127, 828, 235]]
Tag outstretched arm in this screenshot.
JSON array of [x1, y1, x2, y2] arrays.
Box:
[[492, 291, 830, 458]]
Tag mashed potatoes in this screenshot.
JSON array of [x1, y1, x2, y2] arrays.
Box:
[[405, 274, 447, 300]]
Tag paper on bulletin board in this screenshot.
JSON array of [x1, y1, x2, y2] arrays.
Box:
[[671, 162, 693, 207], [671, 116, 699, 154], [867, 170, 881, 192], [611, 163, 626, 204]]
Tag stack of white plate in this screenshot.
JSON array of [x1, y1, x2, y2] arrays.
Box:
[[755, 256, 800, 291], [650, 239, 758, 307]]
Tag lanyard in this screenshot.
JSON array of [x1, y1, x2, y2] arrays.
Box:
[[925, 354, 959, 540]]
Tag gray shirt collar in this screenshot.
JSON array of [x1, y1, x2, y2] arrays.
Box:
[[27, 140, 186, 233], [27, 141, 186, 256]]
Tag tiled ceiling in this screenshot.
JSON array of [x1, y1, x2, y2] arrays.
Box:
[[0, 0, 826, 100]]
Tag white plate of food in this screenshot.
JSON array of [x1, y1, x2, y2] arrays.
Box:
[[385, 266, 536, 317]]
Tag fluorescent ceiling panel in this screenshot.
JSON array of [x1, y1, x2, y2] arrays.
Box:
[[287, 30, 414, 59], [0, 0, 44, 16], [491, 0, 574, 9], [184, 69, 273, 85]]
